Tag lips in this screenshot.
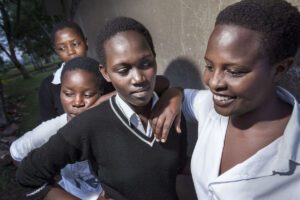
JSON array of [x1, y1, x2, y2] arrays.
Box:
[[69, 110, 84, 118], [213, 94, 236, 106], [132, 87, 153, 99]]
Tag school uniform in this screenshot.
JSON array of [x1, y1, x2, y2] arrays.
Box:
[[16, 94, 187, 200], [10, 113, 102, 200], [38, 63, 64, 121], [183, 87, 300, 200]]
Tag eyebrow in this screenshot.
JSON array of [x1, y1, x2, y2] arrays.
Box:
[[112, 53, 154, 67], [55, 39, 81, 45]]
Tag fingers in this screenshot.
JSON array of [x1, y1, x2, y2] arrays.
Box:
[[151, 116, 165, 142], [160, 118, 173, 143], [174, 112, 182, 134], [151, 112, 177, 143]]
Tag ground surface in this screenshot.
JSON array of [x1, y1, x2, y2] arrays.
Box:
[[0, 66, 57, 199]]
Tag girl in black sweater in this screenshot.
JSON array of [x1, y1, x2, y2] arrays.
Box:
[[17, 17, 187, 200]]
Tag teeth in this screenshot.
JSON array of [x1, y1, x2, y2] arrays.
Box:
[[214, 95, 232, 102]]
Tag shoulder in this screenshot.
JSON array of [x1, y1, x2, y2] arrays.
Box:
[[184, 89, 211, 104], [40, 113, 67, 127], [183, 89, 213, 120], [40, 74, 54, 86], [39, 74, 57, 95], [66, 99, 113, 129]]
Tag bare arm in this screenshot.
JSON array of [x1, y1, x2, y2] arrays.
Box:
[[92, 91, 116, 108], [43, 187, 79, 200], [154, 75, 170, 96], [150, 87, 183, 142]]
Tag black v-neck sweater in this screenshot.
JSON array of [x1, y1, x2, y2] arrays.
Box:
[[17, 96, 187, 200]]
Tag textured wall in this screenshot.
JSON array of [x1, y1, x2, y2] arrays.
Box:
[[73, 0, 300, 99]]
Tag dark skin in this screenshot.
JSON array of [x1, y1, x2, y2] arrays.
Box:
[[54, 27, 88, 62], [98, 30, 160, 199], [40, 32, 170, 199], [154, 24, 294, 175], [100, 30, 157, 128], [204, 25, 292, 174]]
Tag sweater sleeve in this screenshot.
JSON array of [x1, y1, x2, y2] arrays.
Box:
[[16, 116, 91, 200], [9, 114, 67, 162]]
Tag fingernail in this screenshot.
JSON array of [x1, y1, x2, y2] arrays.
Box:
[[161, 138, 166, 143], [156, 138, 160, 142]]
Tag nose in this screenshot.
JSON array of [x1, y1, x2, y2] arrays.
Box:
[[73, 95, 85, 108], [208, 70, 226, 91], [66, 44, 76, 56], [131, 68, 145, 85]]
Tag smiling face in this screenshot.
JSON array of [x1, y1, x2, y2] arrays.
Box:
[[60, 69, 100, 120], [54, 27, 88, 62], [203, 25, 279, 117], [100, 31, 156, 112]]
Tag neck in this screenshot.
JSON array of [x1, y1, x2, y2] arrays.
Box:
[[131, 99, 152, 116], [130, 99, 153, 129], [230, 90, 292, 130]]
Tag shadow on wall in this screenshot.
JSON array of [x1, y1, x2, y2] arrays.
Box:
[[164, 57, 201, 200], [164, 57, 204, 90], [164, 56, 203, 157], [279, 49, 300, 101], [279, 66, 300, 101]]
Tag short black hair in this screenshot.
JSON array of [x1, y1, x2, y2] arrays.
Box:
[[51, 21, 85, 45], [96, 16, 156, 65], [216, 0, 300, 65], [61, 57, 113, 94]]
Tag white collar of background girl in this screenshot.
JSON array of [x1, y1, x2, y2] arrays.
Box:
[[51, 62, 65, 84]]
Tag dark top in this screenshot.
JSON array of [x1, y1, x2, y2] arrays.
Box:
[[17, 96, 187, 200], [38, 74, 64, 121]]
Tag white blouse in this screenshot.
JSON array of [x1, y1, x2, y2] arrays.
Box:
[[183, 87, 300, 200]]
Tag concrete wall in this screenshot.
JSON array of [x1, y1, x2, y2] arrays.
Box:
[[73, 0, 300, 100]]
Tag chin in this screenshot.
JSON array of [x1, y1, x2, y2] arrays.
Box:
[[214, 106, 232, 117]]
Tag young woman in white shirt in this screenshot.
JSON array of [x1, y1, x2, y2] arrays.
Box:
[[153, 0, 300, 199]]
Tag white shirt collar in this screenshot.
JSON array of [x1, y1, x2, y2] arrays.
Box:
[[51, 62, 65, 85], [204, 87, 300, 183], [272, 87, 300, 171], [115, 92, 159, 137]]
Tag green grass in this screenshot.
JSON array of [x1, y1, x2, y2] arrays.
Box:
[[0, 61, 61, 82], [0, 68, 58, 193], [3, 69, 57, 133]]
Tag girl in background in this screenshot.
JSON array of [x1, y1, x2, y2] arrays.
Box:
[[12, 57, 109, 200], [39, 21, 89, 121]]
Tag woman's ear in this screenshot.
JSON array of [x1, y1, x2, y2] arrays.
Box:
[[99, 64, 111, 82], [273, 57, 294, 82]]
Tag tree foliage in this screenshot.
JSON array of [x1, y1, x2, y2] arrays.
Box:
[[0, 0, 62, 78]]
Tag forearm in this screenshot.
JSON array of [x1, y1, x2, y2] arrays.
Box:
[[151, 87, 183, 141], [10, 115, 66, 162], [16, 132, 83, 199], [43, 187, 79, 200], [154, 75, 170, 96], [92, 91, 116, 108]]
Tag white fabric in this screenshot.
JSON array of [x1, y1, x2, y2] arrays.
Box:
[[115, 92, 158, 137], [10, 113, 102, 200], [183, 87, 300, 200], [51, 62, 65, 84], [10, 114, 68, 161]]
